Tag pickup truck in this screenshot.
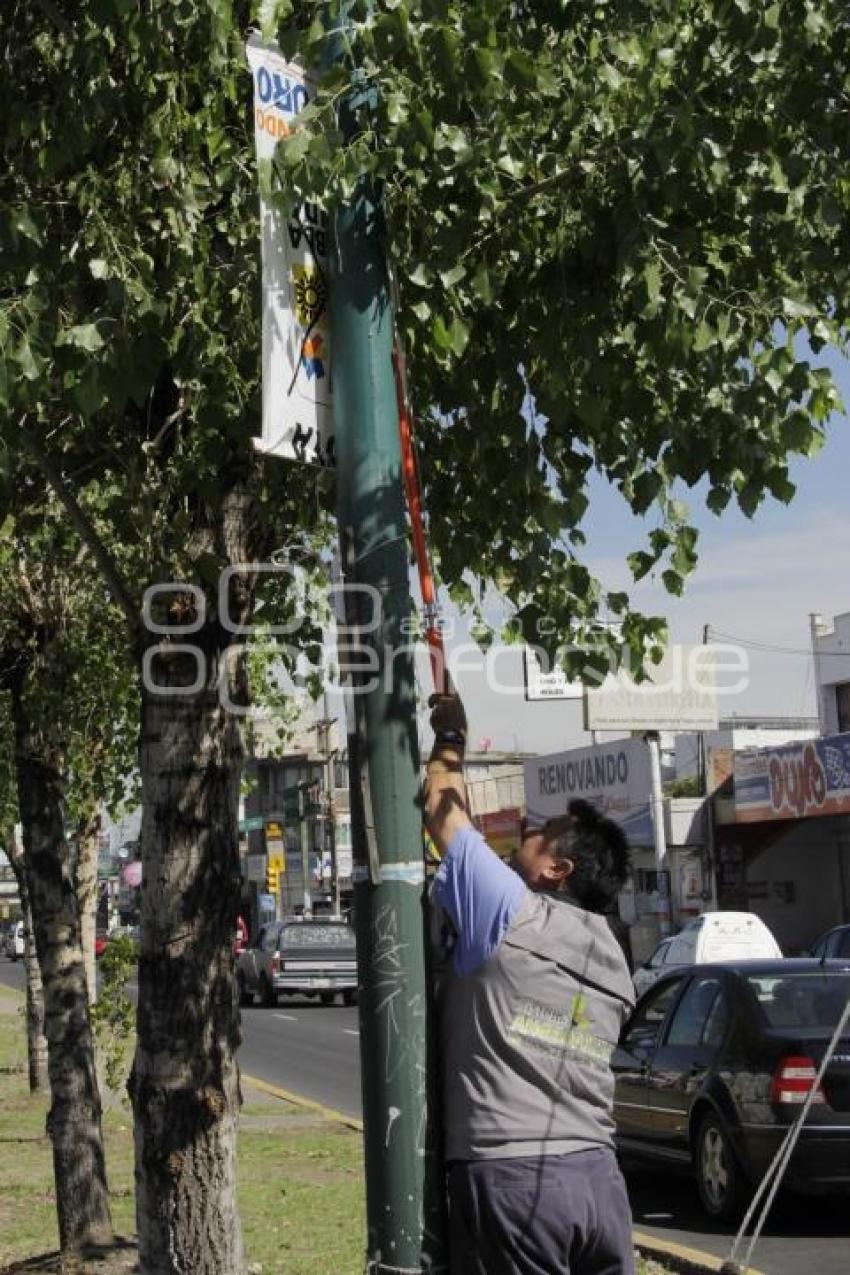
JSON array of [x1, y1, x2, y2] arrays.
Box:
[[236, 918, 357, 1007]]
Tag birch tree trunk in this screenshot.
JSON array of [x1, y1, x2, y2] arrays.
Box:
[[11, 684, 113, 1251], [130, 490, 253, 1275], [75, 808, 101, 1007], [6, 838, 48, 1092]]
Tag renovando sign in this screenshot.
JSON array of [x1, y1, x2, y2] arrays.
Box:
[[524, 737, 654, 846]]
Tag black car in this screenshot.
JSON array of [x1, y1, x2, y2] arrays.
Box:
[[612, 959, 850, 1220], [810, 924, 850, 960]]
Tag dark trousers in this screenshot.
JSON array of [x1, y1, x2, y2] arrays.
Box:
[[448, 1148, 634, 1275]]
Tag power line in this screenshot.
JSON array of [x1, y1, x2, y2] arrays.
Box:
[[707, 626, 850, 658]]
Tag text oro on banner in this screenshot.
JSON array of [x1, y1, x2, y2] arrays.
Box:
[[246, 34, 335, 469]]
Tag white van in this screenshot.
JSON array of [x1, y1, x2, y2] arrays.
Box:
[[9, 920, 25, 961], [632, 911, 782, 998]]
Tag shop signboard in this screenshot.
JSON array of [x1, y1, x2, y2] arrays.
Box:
[[735, 731, 850, 823], [524, 737, 654, 845]]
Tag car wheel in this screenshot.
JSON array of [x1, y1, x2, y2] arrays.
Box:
[[320, 992, 335, 1006], [260, 975, 278, 1008], [237, 972, 254, 1007], [695, 1113, 747, 1222]]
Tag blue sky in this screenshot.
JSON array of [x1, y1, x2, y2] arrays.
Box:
[[430, 345, 850, 755]]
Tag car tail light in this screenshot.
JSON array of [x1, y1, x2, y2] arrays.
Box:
[[770, 1056, 826, 1105], [272, 951, 281, 974]]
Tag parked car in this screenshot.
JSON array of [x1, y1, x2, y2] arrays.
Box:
[[631, 912, 782, 996], [809, 924, 850, 960], [8, 920, 25, 961], [237, 918, 357, 1007], [612, 959, 850, 1220], [633, 936, 676, 998]]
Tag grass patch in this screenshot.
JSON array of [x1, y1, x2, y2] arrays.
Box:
[[0, 996, 366, 1275], [0, 993, 680, 1275]]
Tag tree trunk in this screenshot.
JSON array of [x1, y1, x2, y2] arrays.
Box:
[[130, 491, 253, 1275], [11, 686, 113, 1251], [6, 837, 48, 1091], [75, 808, 101, 1007]]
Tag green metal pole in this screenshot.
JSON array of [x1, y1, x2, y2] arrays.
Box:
[[327, 14, 446, 1274]]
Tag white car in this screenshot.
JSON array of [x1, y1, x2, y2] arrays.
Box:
[[632, 936, 676, 998], [632, 911, 783, 1000], [9, 920, 25, 961]]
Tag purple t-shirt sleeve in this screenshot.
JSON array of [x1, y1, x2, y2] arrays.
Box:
[[432, 825, 527, 976]]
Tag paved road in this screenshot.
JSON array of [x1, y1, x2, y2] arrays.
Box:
[[4, 958, 849, 1270], [0, 958, 364, 1117], [626, 1158, 850, 1274], [237, 996, 362, 1117]]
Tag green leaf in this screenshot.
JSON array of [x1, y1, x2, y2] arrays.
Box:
[[631, 470, 662, 514], [439, 263, 466, 288], [408, 264, 432, 288], [661, 569, 684, 596], [627, 551, 655, 582], [693, 321, 715, 352], [14, 338, 40, 380], [643, 261, 662, 310], [448, 315, 470, 356], [57, 324, 105, 352], [504, 49, 537, 90]]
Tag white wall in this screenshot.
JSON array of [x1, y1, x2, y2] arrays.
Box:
[[814, 612, 850, 735], [745, 817, 850, 951]]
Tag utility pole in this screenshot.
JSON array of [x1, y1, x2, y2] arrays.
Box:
[[327, 11, 446, 1272], [297, 786, 311, 918], [646, 731, 671, 937], [810, 612, 828, 735], [317, 693, 341, 917]]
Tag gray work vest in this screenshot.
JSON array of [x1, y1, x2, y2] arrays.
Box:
[[435, 890, 635, 1162]]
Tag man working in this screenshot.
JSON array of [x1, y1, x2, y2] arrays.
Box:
[[424, 688, 636, 1275]]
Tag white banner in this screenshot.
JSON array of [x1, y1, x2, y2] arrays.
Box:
[[246, 35, 335, 468], [583, 644, 718, 732]]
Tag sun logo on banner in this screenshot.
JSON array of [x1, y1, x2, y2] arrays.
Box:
[[293, 265, 327, 329]]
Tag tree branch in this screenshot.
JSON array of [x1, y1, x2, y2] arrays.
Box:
[[18, 423, 140, 635]]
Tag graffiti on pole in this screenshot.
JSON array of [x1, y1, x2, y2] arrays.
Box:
[[246, 35, 335, 469]]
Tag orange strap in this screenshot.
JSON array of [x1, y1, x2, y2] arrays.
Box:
[[392, 346, 446, 695]]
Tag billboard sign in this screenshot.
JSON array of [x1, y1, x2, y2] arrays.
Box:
[[522, 648, 583, 701], [584, 644, 718, 732], [734, 732, 850, 823], [524, 737, 654, 845], [246, 36, 335, 469]]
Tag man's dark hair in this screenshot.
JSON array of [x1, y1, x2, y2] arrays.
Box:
[[551, 799, 631, 915]]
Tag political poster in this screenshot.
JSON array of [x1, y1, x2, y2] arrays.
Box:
[[246, 35, 335, 468]]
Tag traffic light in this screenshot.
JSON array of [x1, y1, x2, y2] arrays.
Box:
[[266, 865, 280, 895]]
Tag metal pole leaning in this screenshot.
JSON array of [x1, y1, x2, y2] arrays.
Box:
[[326, 14, 447, 1275]]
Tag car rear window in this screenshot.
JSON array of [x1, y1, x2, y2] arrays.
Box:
[[747, 971, 850, 1029], [281, 924, 355, 949]]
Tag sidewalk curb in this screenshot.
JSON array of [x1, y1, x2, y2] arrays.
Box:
[[241, 1072, 364, 1133], [633, 1229, 763, 1274]]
